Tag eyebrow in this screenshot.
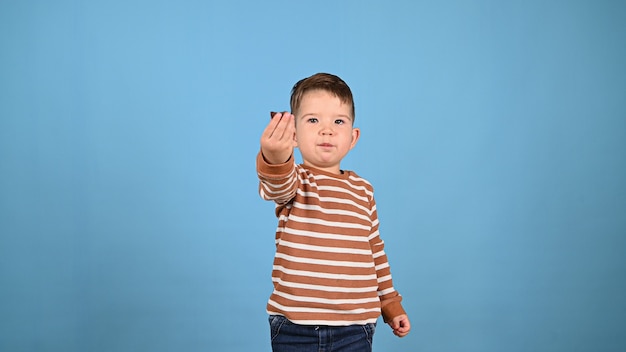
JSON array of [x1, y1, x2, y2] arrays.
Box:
[[300, 113, 353, 121]]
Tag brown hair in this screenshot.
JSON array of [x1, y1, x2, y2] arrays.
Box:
[[290, 73, 355, 121]]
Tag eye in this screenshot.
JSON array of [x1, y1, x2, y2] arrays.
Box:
[[307, 117, 318, 123], [334, 119, 345, 125]]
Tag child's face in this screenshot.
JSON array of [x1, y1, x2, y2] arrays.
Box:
[[294, 90, 360, 174]]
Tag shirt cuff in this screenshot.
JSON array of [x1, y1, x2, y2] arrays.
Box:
[[256, 151, 294, 176], [381, 300, 407, 323]]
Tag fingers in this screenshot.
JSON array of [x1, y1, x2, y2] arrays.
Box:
[[263, 111, 294, 140], [389, 315, 411, 338], [395, 323, 410, 337], [261, 111, 295, 164]]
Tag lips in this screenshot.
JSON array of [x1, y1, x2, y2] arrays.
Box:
[[318, 143, 334, 147]]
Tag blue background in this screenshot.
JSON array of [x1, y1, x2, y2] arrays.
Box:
[[1, 1, 625, 351]]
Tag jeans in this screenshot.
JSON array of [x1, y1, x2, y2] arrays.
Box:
[[269, 315, 376, 352]]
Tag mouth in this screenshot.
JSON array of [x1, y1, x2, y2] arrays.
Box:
[[318, 143, 334, 148]]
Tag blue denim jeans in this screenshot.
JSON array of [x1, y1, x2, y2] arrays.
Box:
[[269, 315, 376, 352]]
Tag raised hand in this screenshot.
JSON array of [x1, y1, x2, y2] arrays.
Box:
[[260, 111, 296, 164]]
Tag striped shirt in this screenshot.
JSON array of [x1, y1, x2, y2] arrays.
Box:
[[257, 152, 406, 326]]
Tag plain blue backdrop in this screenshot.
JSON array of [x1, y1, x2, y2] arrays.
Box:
[[1, 1, 625, 351]]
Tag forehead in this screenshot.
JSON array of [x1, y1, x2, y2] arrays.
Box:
[[298, 90, 352, 117]]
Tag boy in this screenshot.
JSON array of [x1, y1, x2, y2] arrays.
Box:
[[257, 73, 410, 351]]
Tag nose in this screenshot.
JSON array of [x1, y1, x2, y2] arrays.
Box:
[[320, 123, 334, 135]]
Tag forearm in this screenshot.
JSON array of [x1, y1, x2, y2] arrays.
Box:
[[369, 216, 406, 322], [373, 246, 407, 322], [256, 151, 297, 203]]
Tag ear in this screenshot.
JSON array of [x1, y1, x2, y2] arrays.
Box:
[[292, 113, 299, 148], [349, 127, 360, 150]]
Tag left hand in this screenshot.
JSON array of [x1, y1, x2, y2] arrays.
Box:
[[387, 314, 411, 337]]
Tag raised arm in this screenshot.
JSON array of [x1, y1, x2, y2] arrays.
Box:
[[257, 112, 298, 205]]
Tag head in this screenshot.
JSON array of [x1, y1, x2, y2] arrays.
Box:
[[290, 73, 356, 120], [289, 73, 360, 174]]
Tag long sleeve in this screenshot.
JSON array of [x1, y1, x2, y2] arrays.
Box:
[[368, 197, 407, 322], [257, 151, 298, 207]]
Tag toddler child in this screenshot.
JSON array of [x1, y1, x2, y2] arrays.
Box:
[[257, 72, 410, 351]]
